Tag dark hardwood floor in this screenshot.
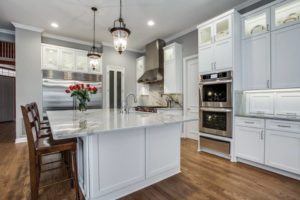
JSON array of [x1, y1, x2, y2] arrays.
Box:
[[0, 125, 299, 200]]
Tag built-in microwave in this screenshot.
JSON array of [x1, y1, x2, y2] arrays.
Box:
[[199, 71, 232, 108], [199, 107, 232, 138]]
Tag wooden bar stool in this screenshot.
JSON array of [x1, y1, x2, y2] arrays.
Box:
[[21, 105, 80, 200]]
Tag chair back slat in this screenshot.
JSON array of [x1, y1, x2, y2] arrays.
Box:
[[21, 105, 38, 156]]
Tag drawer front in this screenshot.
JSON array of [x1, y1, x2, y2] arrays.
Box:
[[235, 117, 265, 128], [266, 119, 300, 134]]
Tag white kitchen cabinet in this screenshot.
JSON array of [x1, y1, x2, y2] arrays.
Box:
[[265, 129, 300, 174], [76, 50, 88, 72], [235, 125, 265, 164], [41, 44, 102, 74], [242, 33, 271, 90], [275, 91, 300, 117], [214, 38, 232, 71], [271, 0, 300, 31], [60, 48, 75, 71], [42, 45, 59, 70], [198, 10, 236, 74], [198, 45, 214, 74], [271, 23, 300, 88], [242, 9, 270, 39], [136, 56, 149, 96], [163, 43, 182, 94], [246, 92, 274, 115]]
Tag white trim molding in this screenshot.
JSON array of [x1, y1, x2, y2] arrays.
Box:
[[0, 28, 15, 35], [12, 22, 44, 32], [15, 137, 27, 143]]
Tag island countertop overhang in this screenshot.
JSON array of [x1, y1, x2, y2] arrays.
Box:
[[47, 109, 199, 140]]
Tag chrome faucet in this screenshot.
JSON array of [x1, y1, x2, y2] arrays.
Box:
[[122, 93, 137, 114]]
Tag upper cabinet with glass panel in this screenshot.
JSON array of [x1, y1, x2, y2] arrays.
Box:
[[242, 9, 270, 38], [198, 25, 213, 47], [215, 16, 231, 41], [272, 0, 300, 30]]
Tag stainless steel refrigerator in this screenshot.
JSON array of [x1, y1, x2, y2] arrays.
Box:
[[42, 70, 103, 113]]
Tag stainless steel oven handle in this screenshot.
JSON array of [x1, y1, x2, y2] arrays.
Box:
[[200, 107, 232, 112], [199, 79, 232, 85]]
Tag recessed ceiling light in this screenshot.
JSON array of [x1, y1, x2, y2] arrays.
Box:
[[147, 20, 155, 26], [51, 22, 59, 28]]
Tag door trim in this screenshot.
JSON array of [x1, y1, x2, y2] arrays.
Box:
[[183, 54, 198, 139]]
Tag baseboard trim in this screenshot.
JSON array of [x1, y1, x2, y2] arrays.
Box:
[[15, 137, 27, 143], [237, 158, 300, 180]]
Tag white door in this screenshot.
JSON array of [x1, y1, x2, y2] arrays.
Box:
[[183, 55, 199, 140], [198, 45, 213, 74], [106, 66, 125, 109], [246, 92, 274, 115], [271, 24, 300, 88], [214, 38, 233, 71], [235, 126, 265, 164], [76, 50, 88, 72], [61, 48, 75, 71], [42, 45, 59, 70], [242, 33, 271, 90], [265, 130, 300, 174], [275, 91, 300, 117]]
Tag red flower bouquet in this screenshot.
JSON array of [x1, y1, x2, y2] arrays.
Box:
[[65, 84, 97, 111]]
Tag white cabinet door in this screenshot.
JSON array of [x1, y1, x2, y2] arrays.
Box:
[[198, 24, 213, 47], [61, 48, 75, 71], [271, 24, 300, 88], [198, 45, 214, 74], [235, 126, 265, 164], [242, 33, 271, 90], [246, 93, 274, 115], [76, 51, 88, 72], [164, 60, 176, 94], [275, 91, 300, 117], [242, 9, 270, 39], [214, 38, 232, 71], [265, 130, 300, 174], [214, 15, 232, 42], [42, 45, 59, 70]]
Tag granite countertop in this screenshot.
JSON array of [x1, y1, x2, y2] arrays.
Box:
[[235, 114, 300, 122], [47, 109, 198, 140]]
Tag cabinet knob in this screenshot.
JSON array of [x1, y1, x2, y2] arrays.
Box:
[[267, 80, 270, 88]]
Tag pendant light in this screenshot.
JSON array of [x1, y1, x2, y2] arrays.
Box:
[[87, 7, 101, 70], [109, 0, 131, 54]]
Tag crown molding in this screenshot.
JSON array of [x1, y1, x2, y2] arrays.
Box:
[[163, 0, 263, 43], [42, 33, 144, 53], [12, 22, 44, 32], [0, 28, 15, 35]]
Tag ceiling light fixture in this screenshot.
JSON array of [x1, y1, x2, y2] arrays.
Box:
[[87, 7, 102, 70], [109, 0, 131, 54], [147, 20, 155, 26], [51, 22, 59, 28]]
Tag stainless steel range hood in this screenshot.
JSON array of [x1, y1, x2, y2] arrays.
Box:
[[137, 39, 165, 84]]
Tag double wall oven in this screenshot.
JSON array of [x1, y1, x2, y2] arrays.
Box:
[[199, 71, 232, 138]]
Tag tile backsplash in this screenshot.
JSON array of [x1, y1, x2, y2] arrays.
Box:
[[138, 83, 183, 108]]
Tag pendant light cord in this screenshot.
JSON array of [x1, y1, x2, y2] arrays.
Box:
[[119, 0, 122, 19], [93, 8, 96, 48]]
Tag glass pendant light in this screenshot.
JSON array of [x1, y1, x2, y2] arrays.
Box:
[[87, 7, 101, 70], [109, 0, 131, 54]]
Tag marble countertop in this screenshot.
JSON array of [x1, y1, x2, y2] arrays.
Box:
[[47, 109, 198, 140], [235, 114, 300, 122]]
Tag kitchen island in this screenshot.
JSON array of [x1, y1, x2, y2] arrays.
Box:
[[47, 109, 198, 200]]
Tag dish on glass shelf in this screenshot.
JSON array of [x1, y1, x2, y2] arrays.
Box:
[[217, 30, 229, 38], [250, 25, 265, 34], [282, 13, 299, 24]]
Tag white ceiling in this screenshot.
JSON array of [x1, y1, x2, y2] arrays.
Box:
[[0, 0, 248, 51]]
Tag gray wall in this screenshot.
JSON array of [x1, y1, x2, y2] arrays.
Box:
[[0, 32, 15, 42], [15, 28, 42, 138], [166, 30, 198, 58]]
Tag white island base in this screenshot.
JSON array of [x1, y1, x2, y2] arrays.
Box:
[[77, 123, 181, 200]]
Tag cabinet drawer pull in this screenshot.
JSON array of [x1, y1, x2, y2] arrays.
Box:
[[277, 125, 291, 128], [256, 111, 265, 114], [286, 113, 297, 116], [244, 121, 255, 124], [260, 130, 264, 140]]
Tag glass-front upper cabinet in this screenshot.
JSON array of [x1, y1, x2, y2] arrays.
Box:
[[75, 50, 88, 72], [163, 46, 175, 62], [215, 16, 231, 41], [242, 9, 270, 38], [198, 25, 213, 47], [42, 45, 59, 70], [272, 0, 300, 30], [61, 48, 75, 71]]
